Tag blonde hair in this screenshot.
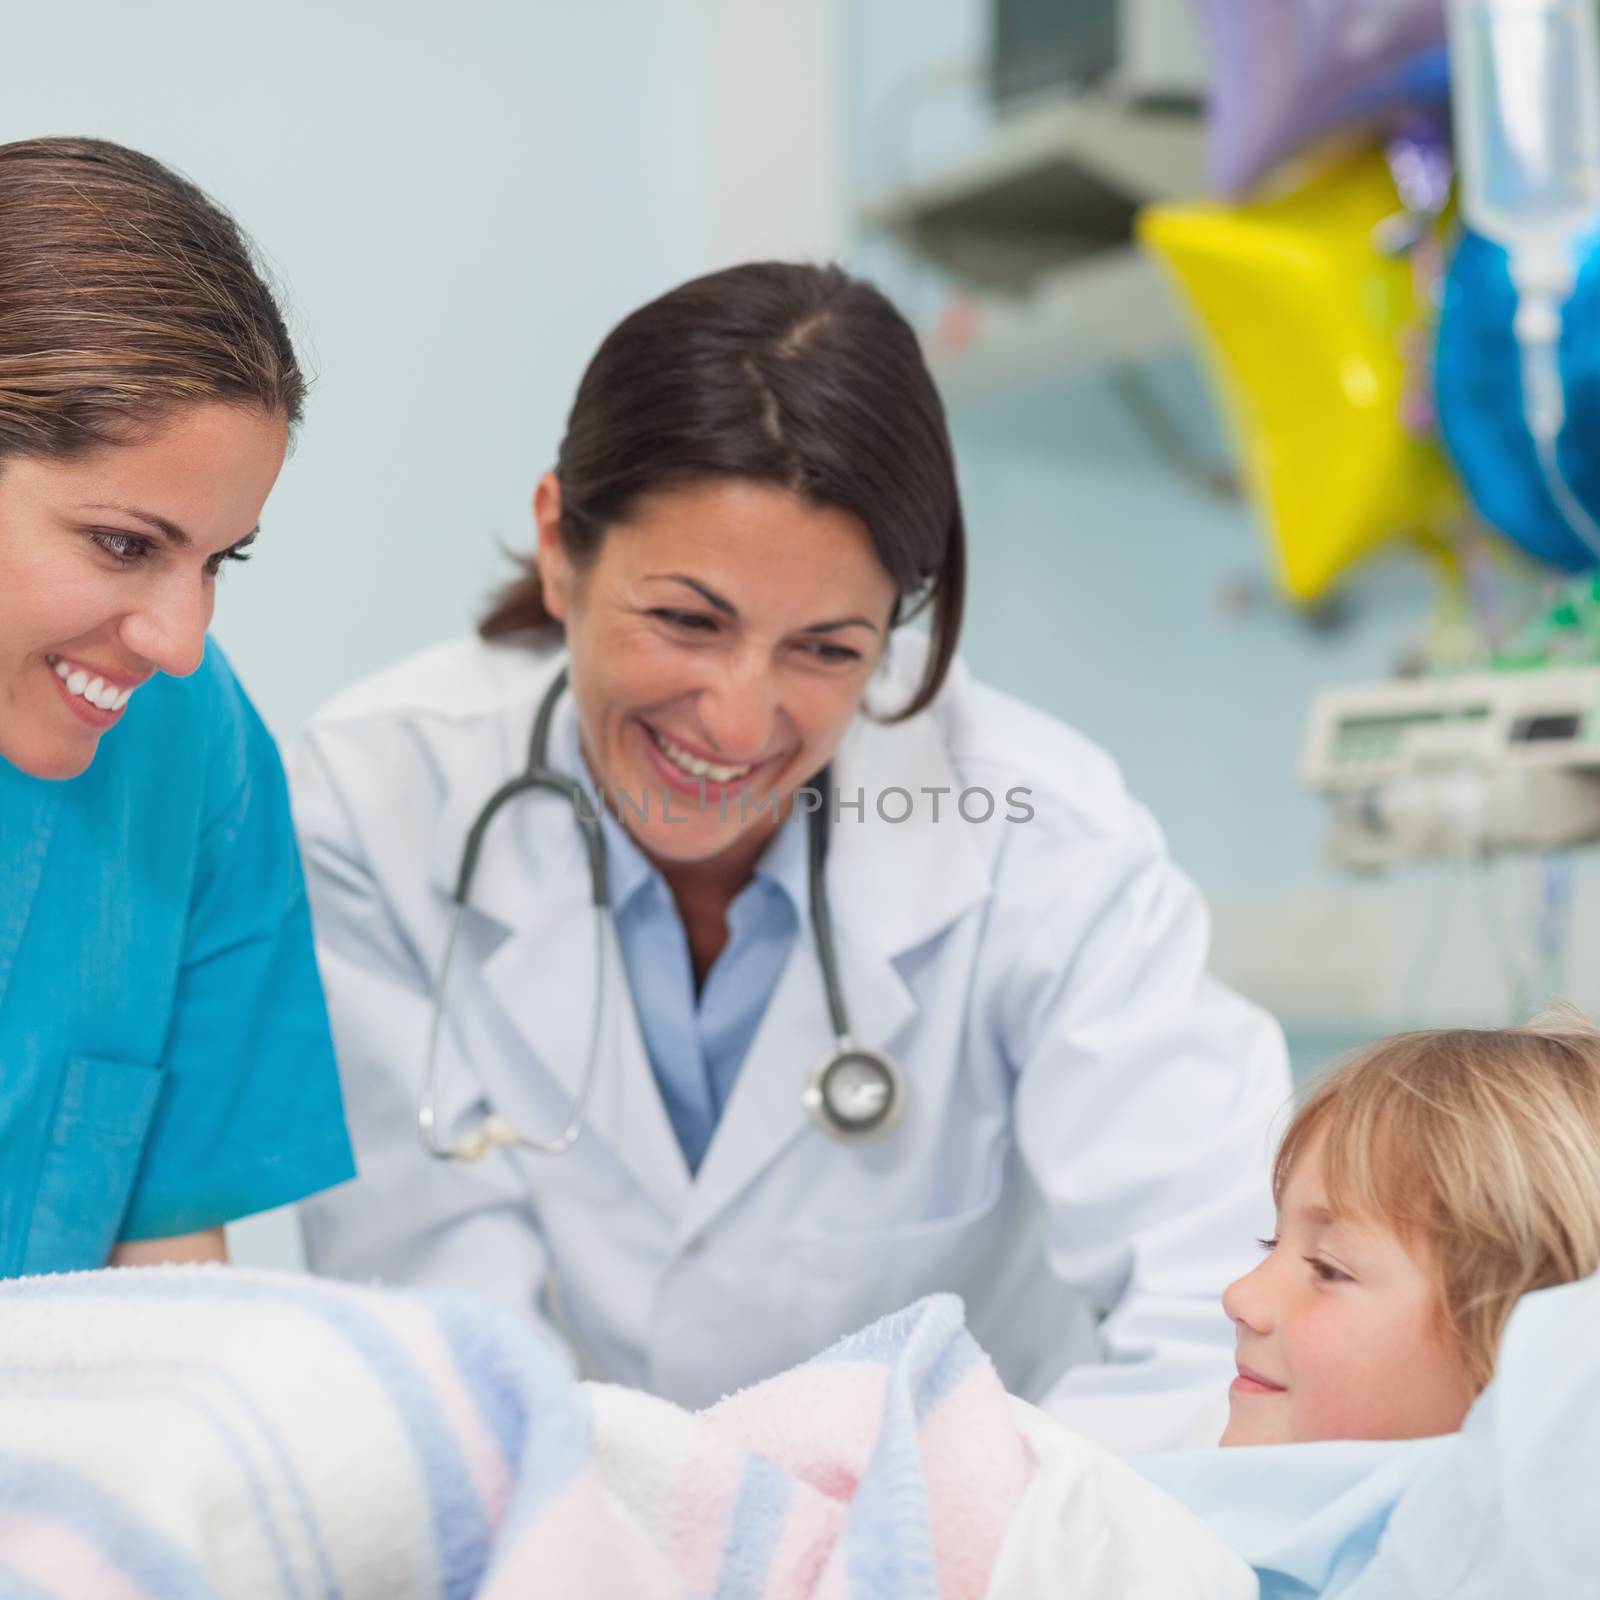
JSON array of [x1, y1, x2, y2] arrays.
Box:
[[1275, 1002, 1600, 1389]]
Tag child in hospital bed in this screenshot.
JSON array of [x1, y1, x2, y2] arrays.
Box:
[[985, 1003, 1600, 1596], [1218, 1002, 1600, 1447]]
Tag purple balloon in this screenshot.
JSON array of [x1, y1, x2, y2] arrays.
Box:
[[1196, 0, 1448, 197]]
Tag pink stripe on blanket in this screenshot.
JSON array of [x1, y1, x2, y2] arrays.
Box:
[[705, 1364, 891, 1498], [0, 1513, 154, 1600], [671, 1453, 746, 1592], [758, 1487, 844, 1600], [590, 1383, 750, 1590], [917, 1368, 1034, 1599], [312, 1279, 513, 1520], [810, 1540, 855, 1600], [706, 1351, 1032, 1600]]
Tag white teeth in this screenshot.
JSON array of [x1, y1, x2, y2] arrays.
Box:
[[52, 660, 134, 713], [649, 727, 752, 784]]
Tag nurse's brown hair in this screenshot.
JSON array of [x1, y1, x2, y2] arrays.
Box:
[[480, 261, 966, 721], [0, 136, 303, 464]]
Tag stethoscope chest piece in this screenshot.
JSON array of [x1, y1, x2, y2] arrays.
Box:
[[423, 664, 912, 1161], [803, 1040, 905, 1144]]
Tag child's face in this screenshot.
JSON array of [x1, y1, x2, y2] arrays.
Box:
[[1219, 1131, 1477, 1446]]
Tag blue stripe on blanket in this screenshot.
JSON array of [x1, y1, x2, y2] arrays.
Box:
[[0, 1452, 212, 1599], [417, 1293, 544, 1475], [714, 1454, 792, 1600], [0, 1274, 513, 1600], [134, 1359, 343, 1599], [478, 1371, 593, 1549], [813, 1295, 977, 1415], [418, 1290, 597, 1549], [842, 1376, 937, 1600], [816, 1297, 975, 1599], [0, 1367, 326, 1600], [0, 1573, 58, 1600]]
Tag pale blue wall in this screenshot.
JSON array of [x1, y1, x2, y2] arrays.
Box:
[[943, 365, 1442, 895], [0, 1, 728, 737]]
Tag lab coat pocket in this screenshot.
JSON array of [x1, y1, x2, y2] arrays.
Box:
[[787, 1171, 1010, 1351], [21, 1054, 166, 1275]]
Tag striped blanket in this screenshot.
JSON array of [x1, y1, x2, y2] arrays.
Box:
[[0, 1268, 1238, 1598]]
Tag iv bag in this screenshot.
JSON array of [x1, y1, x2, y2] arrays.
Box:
[[1449, 0, 1600, 288]]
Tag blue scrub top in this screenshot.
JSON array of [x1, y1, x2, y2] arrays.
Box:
[[0, 640, 355, 1275]]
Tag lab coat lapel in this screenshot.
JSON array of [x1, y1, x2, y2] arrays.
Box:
[[680, 688, 991, 1242], [427, 700, 691, 1222], [479, 898, 692, 1220], [0, 770, 61, 1013]]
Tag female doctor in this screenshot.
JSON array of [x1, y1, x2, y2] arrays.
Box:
[[0, 138, 354, 1273], [294, 262, 1289, 1454]]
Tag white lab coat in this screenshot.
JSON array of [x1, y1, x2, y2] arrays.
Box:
[[291, 630, 1289, 1454]]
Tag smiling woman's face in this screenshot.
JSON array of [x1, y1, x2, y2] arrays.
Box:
[[0, 403, 288, 781], [538, 474, 898, 879]]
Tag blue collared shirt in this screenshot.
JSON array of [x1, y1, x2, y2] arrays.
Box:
[[564, 717, 807, 1175]]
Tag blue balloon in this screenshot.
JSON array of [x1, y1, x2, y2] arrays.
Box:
[[1435, 228, 1600, 571], [1344, 42, 1452, 117], [1391, 43, 1451, 107]]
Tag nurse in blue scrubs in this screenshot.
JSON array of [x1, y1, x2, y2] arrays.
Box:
[[0, 136, 354, 1273]]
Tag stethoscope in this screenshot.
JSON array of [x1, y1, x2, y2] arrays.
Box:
[[417, 666, 906, 1162]]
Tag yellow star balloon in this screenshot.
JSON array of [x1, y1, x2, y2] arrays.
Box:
[[1138, 147, 1461, 603]]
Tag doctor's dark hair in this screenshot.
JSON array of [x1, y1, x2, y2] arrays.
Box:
[[0, 136, 304, 465], [480, 261, 966, 721]]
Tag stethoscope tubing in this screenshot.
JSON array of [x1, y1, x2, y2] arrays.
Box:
[[417, 663, 904, 1158]]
